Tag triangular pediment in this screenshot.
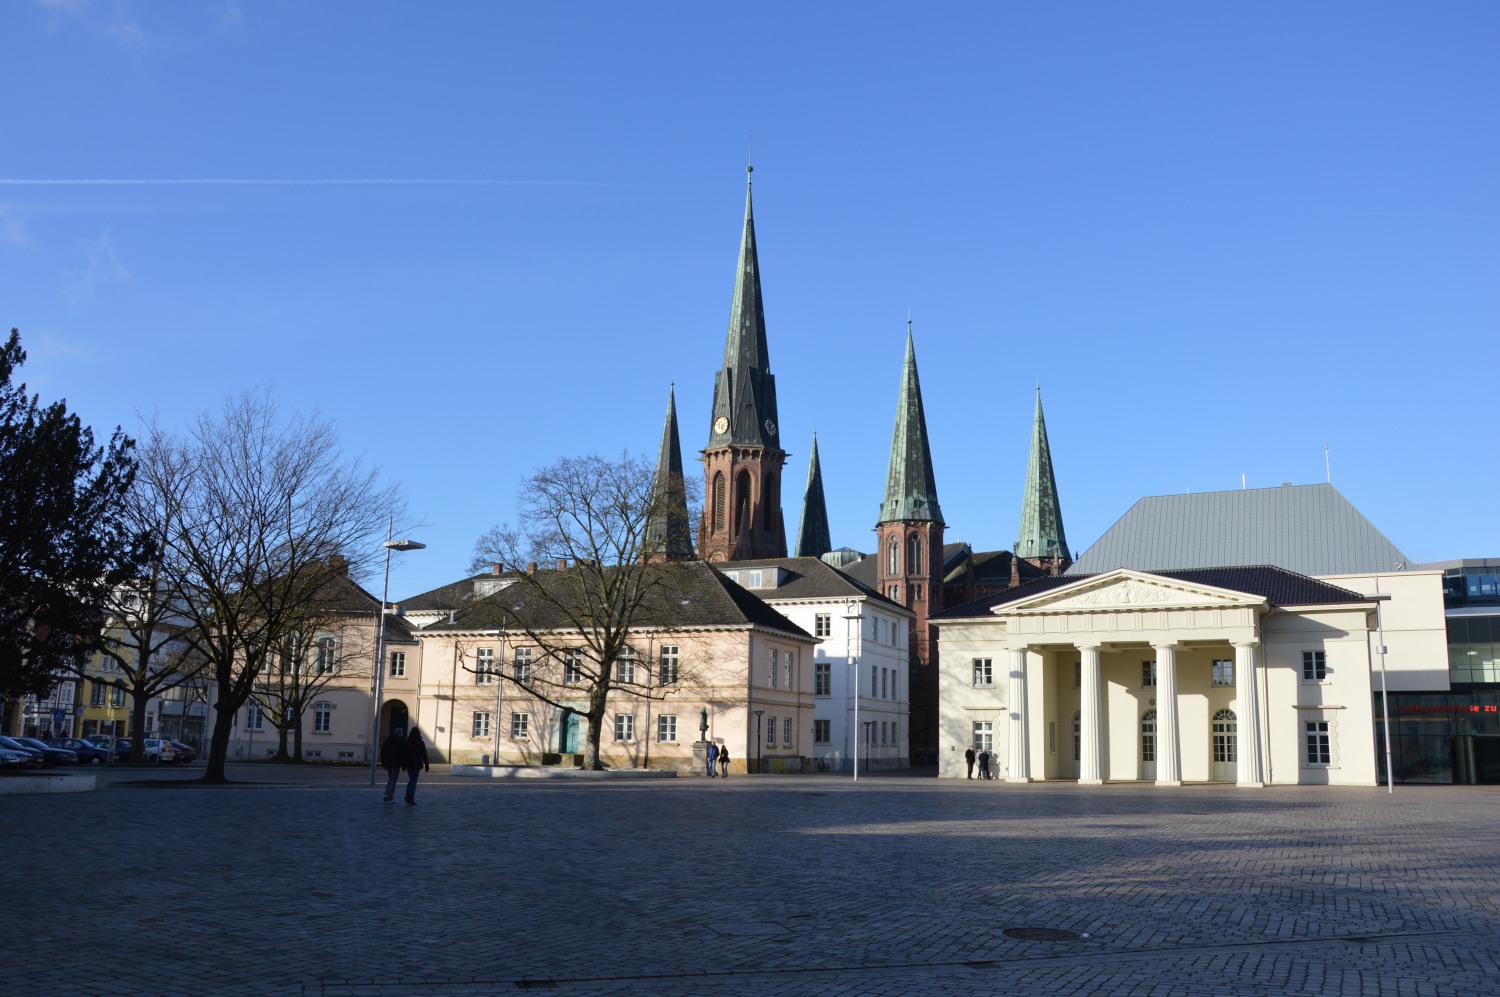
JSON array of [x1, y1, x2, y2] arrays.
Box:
[[1002, 569, 1265, 614]]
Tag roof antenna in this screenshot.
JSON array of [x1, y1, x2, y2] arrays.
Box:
[[1325, 442, 1331, 483], [747, 132, 753, 184], [1241, 473, 1246, 490]]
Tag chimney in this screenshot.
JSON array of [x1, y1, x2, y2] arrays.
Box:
[[558, 558, 568, 570], [1010, 544, 1021, 588], [526, 562, 537, 575], [492, 562, 503, 575]]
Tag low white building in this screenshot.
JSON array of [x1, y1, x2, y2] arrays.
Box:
[[718, 558, 913, 772]]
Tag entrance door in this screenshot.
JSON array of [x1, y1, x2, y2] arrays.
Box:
[[560, 711, 581, 754], [1212, 709, 1237, 782], [1141, 710, 1157, 781]]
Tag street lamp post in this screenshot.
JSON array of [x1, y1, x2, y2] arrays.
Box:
[[367, 523, 425, 787], [843, 603, 862, 782], [863, 720, 875, 776], [753, 709, 765, 774]]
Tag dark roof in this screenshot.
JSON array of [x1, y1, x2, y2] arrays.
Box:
[[305, 570, 416, 643], [397, 572, 518, 612], [938, 564, 1369, 619], [715, 557, 908, 612], [422, 561, 812, 641], [1069, 484, 1414, 576]]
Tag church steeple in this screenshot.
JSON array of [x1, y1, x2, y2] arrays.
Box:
[[878, 325, 944, 528], [874, 320, 944, 768], [644, 385, 693, 562], [793, 433, 831, 559], [1015, 388, 1070, 572], [698, 165, 788, 562]]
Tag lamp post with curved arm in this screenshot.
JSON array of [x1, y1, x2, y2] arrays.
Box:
[[367, 526, 425, 786]]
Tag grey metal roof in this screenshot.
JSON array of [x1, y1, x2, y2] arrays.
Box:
[[715, 556, 906, 611], [877, 327, 944, 526], [1068, 484, 1415, 577]]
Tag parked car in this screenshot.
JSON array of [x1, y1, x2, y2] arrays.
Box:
[[166, 740, 198, 764], [0, 746, 35, 768], [11, 736, 78, 766], [0, 735, 45, 767], [45, 737, 111, 764], [114, 738, 176, 763]]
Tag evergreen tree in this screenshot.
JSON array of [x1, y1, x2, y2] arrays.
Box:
[[0, 329, 152, 700]]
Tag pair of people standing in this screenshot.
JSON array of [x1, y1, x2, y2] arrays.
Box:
[[380, 726, 430, 804], [705, 741, 730, 778]]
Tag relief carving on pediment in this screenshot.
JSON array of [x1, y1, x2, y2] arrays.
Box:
[[1040, 579, 1220, 610]]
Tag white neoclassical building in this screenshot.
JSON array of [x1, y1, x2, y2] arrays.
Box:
[[935, 565, 1430, 786]]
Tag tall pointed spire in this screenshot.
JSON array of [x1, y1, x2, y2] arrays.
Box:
[[878, 323, 944, 527], [707, 164, 780, 452], [644, 386, 693, 562], [698, 165, 788, 562], [793, 433, 832, 559], [1016, 388, 1070, 569]]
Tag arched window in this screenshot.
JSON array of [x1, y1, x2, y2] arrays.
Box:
[[1141, 710, 1157, 764], [887, 536, 900, 575], [907, 533, 922, 575], [712, 473, 725, 534], [734, 470, 752, 537], [1212, 709, 1237, 764]]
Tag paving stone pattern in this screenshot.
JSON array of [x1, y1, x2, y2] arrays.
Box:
[[6, 767, 1499, 996]]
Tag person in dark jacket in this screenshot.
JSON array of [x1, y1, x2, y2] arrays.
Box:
[[964, 745, 976, 779], [718, 745, 730, 778], [403, 726, 430, 804], [380, 726, 405, 802]]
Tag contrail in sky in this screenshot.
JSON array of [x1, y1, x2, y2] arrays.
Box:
[[0, 178, 607, 186]]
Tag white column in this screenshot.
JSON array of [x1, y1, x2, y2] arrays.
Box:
[[1007, 647, 1031, 783], [1153, 642, 1182, 786], [1234, 641, 1265, 787], [1078, 644, 1104, 785]]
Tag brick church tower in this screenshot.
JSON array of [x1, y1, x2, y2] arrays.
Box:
[[698, 166, 788, 562], [876, 323, 944, 763]]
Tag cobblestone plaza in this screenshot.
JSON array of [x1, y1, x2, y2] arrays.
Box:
[[7, 767, 1498, 996]]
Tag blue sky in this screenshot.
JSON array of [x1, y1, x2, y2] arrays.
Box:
[[3, 2, 1496, 600]]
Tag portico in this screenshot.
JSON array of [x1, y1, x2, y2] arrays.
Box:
[[936, 567, 1383, 786]]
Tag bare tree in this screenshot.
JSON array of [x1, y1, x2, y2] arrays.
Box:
[[142, 390, 402, 783], [468, 453, 700, 770], [248, 568, 374, 762]]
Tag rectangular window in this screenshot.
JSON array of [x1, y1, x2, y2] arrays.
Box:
[[476, 647, 495, 684], [815, 613, 831, 638], [880, 721, 888, 746], [813, 718, 830, 743], [972, 721, 994, 753], [881, 667, 888, 699], [972, 658, 993, 687], [1142, 660, 1156, 688], [111, 686, 126, 708], [1074, 662, 1081, 688], [1302, 650, 1327, 682], [614, 713, 634, 742], [315, 637, 340, 676], [815, 662, 831, 697], [616, 647, 636, 685], [245, 703, 263, 731], [511, 712, 529, 739], [784, 652, 793, 691], [769, 648, 778, 688], [1212, 659, 1234, 687], [90, 682, 106, 707], [657, 715, 677, 743], [658, 646, 679, 685], [783, 717, 792, 745], [389, 651, 406, 677], [563, 651, 584, 685], [514, 647, 533, 684], [1305, 720, 1331, 765], [472, 711, 490, 738], [871, 664, 878, 698], [746, 570, 763, 588], [764, 716, 775, 746], [313, 702, 332, 734]]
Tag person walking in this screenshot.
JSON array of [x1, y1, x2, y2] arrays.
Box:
[[380, 726, 406, 803], [718, 745, 730, 778], [977, 748, 992, 781], [403, 726, 430, 804], [964, 745, 976, 779], [706, 740, 720, 778]]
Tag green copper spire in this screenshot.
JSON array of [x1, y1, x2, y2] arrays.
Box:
[[645, 386, 694, 560], [1016, 388, 1069, 564], [793, 433, 832, 558], [878, 325, 944, 526], [707, 165, 781, 452]]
